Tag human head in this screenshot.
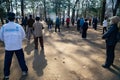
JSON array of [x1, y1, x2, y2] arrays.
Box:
[[35, 17, 40, 21], [25, 16, 27, 19], [104, 17, 107, 20], [85, 19, 88, 21], [110, 16, 120, 24], [7, 12, 15, 21], [29, 15, 32, 18]]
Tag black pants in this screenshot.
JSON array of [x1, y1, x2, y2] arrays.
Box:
[[103, 27, 107, 34], [77, 25, 80, 31], [4, 49, 28, 76], [66, 22, 69, 28], [82, 29, 87, 38], [93, 23, 97, 30], [34, 36, 44, 49], [105, 44, 116, 67], [55, 24, 60, 32]]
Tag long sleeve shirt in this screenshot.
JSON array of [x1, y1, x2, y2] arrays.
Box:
[[0, 22, 25, 50]]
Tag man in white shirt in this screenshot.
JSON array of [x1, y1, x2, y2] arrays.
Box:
[[102, 17, 108, 34], [0, 12, 28, 80]]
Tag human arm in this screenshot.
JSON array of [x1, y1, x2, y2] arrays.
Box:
[[102, 25, 115, 39]]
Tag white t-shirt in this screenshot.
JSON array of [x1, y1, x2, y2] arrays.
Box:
[[103, 20, 108, 27], [0, 22, 25, 50]]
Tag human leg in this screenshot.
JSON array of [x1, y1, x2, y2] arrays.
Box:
[[4, 51, 14, 78], [34, 37, 38, 49], [39, 36, 44, 49], [15, 49, 28, 73], [103, 44, 116, 68]]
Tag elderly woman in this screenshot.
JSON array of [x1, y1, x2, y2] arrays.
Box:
[[102, 16, 120, 68]]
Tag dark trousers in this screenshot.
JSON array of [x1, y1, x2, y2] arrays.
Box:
[[4, 49, 28, 76], [34, 36, 44, 49], [77, 25, 80, 31], [105, 44, 116, 66], [93, 23, 97, 30], [103, 27, 107, 34], [66, 22, 69, 28], [55, 24, 60, 32], [82, 29, 87, 38]]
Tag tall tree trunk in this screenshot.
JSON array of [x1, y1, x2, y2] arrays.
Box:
[[71, 0, 79, 21], [0, 17, 4, 24], [21, 0, 24, 17], [67, 0, 70, 17], [15, 0, 18, 15], [10, 0, 13, 12], [6, 0, 10, 12], [43, 0, 47, 20], [113, 0, 120, 16], [101, 0, 106, 25], [55, 1, 58, 16]]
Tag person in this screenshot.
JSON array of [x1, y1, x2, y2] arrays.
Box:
[[77, 17, 80, 31], [55, 16, 60, 32], [33, 17, 44, 50], [27, 15, 35, 42], [47, 17, 52, 31], [0, 12, 28, 80], [102, 16, 120, 68], [79, 18, 84, 33], [66, 16, 70, 28], [62, 17, 65, 26], [81, 19, 88, 38], [71, 18, 75, 26], [102, 17, 108, 34], [22, 16, 28, 32], [88, 18, 92, 26], [92, 17, 98, 30]]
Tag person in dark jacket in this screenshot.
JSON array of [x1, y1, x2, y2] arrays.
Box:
[[79, 18, 84, 33], [27, 15, 35, 42], [22, 16, 28, 32], [102, 16, 120, 68], [55, 16, 60, 32], [81, 19, 88, 38], [92, 17, 98, 30], [77, 18, 80, 31]]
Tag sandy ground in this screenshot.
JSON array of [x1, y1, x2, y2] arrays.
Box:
[[0, 23, 120, 80]]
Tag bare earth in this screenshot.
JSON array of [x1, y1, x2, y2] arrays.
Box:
[[0, 22, 120, 80]]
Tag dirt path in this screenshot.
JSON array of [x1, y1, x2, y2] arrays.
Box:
[[0, 23, 120, 80]]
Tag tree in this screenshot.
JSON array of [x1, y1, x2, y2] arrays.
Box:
[[0, 6, 6, 24], [71, 0, 79, 21], [43, 0, 47, 19], [21, 0, 24, 17], [112, 0, 120, 16], [6, 0, 10, 12], [67, 0, 71, 17], [0, 0, 7, 24], [101, 0, 106, 24]]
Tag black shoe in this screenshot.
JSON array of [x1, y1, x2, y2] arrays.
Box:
[[22, 71, 28, 76], [102, 64, 110, 68], [41, 47, 44, 50], [3, 77, 9, 80]]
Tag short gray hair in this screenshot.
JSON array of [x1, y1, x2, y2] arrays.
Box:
[[110, 16, 120, 24]]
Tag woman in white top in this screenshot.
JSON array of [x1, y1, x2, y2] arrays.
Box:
[[103, 17, 108, 34]]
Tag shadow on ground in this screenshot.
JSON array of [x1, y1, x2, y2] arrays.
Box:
[[32, 49, 47, 76]]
